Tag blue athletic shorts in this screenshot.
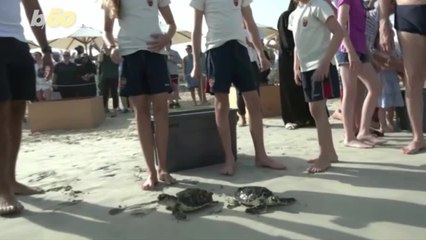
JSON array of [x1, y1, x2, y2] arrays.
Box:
[[121, 50, 172, 96]]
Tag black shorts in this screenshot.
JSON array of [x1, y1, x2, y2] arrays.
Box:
[[238, 62, 261, 95], [0, 37, 36, 101], [121, 50, 172, 96], [395, 4, 426, 35], [301, 64, 341, 102], [335, 51, 369, 66], [206, 40, 258, 94]]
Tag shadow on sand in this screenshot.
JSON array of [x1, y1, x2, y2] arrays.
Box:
[[17, 194, 379, 240]]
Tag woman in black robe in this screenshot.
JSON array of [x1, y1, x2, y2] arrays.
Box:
[[277, 1, 315, 129]]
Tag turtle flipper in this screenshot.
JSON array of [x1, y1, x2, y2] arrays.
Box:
[[226, 198, 241, 209], [245, 205, 267, 214], [278, 197, 296, 206], [172, 207, 187, 221]]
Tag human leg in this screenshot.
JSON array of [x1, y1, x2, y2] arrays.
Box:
[[101, 78, 110, 111], [357, 63, 386, 145], [307, 100, 338, 173], [151, 93, 175, 184], [237, 92, 247, 126], [242, 91, 286, 170], [7, 101, 43, 195], [397, 31, 426, 154], [214, 93, 237, 175], [0, 101, 22, 216], [111, 78, 119, 110], [131, 95, 158, 190], [340, 65, 372, 148]]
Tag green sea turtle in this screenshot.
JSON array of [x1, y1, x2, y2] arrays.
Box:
[[158, 188, 218, 220], [227, 186, 296, 214]]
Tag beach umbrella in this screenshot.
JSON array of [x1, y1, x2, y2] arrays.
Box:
[[48, 24, 104, 51], [257, 24, 278, 39], [172, 30, 192, 45]]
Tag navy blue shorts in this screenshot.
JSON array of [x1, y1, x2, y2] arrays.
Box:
[[206, 40, 258, 94], [238, 62, 261, 96], [121, 50, 172, 96], [395, 4, 426, 36], [0, 37, 36, 101], [301, 64, 341, 102], [336, 51, 369, 66]]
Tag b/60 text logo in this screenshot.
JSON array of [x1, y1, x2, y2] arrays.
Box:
[[30, 8, 77, 28]]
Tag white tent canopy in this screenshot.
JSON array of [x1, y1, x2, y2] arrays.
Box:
[[48, 24, 104, 50]]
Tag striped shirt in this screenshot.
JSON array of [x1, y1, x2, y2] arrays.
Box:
[[365, 8, 379, 53]]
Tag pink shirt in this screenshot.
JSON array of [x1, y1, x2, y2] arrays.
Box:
[[338, 0, 367, 54]]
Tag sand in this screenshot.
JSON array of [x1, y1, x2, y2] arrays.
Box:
[[1, 96, 426, 240]]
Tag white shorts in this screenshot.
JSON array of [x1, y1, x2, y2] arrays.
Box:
[[36, 78, 52, 91]]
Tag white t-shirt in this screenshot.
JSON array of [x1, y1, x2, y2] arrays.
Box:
[[35, 64, 52, 90], [190, 0, 252, 51], [245, 31, 258, 63], [117, 0, 170, 56], [0, 0, 26, 42], [166, 49, 182, 75], [288, 0, 335, 72]]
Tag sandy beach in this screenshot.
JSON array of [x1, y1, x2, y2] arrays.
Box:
[[1, 96, 426, 240]]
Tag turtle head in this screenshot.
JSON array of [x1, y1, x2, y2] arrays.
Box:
[[157, 194, 178, 207], [268, 196, 281, 205]]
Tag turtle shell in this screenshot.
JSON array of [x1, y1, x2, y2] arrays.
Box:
[[176, 188, 214, 210], [234, 186, 274, 204]]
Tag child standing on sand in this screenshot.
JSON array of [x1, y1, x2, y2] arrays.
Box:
[[103, 0, 177, 190], [336, 0, 385, 149], [288, 0, 344, 172], [190, 0, 286, 175], [373, 30, 405, 133]]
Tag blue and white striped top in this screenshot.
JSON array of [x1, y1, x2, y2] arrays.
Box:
[[365, 8, 379, 53]]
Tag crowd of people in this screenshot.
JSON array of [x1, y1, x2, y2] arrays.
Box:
[[0, 0, 424, 216]]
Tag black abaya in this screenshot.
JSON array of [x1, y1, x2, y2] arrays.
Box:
[[277, 10, 315, 127]]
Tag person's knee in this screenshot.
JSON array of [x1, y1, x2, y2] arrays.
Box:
[[215, 95, 230, 114], [152, 101, 168, 116], [309, 101, 327, 120], [131, 97, 150, 114], [242, 91, 260, 107]]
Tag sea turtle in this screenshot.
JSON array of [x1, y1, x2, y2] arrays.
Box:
[[158, 188, 218, 220], [227, 186, 296, 214]]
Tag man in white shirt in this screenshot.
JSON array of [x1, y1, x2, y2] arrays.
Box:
[[0, 0, 53, 216], [190, 0, 286, 176]]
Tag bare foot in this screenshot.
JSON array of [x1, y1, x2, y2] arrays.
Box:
[[307, 157, 332, 173], [220, 161, 236, 176], [12, 182, 44, 196], [379, 125, 394, 133], [158, 171, 177, 185], [344, 139, 374, 149], [0, 193, 23, 216], [331, 110, 343, 121], [401, 140, 426, 155], [357, 134, 387, 146], [142, 174, 158, 191], [308, 154, 338, 164], [255, 157, 287, 170]]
